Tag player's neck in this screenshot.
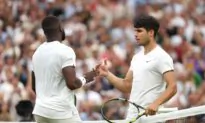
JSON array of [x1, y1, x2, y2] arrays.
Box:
[[144, 41, 157, 55], [47, 37, 61, 42]]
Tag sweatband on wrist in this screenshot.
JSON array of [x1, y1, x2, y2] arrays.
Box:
[[79, 76, 86, 86]]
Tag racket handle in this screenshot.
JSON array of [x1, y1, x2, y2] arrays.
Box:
[[139, 111, 146, 116]]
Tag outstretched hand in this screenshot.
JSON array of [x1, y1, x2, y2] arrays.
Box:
[[85, 59, 110, 82], [84, 68, 98, 82], [96, 59, 109, 77], [83, 63, 102, 83]]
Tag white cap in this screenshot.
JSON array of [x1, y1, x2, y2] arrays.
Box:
[[169, 16, 186, 28], [47, 0, 55, 3], [64, 28, 73, 36], [170, 35, 183, 47]]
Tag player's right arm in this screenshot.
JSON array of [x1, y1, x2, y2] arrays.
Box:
[[107, 70, 133, 93], [61, 47, 98, 90], [98, 61, 133, 93], [62, 66, 84, 90], [62, 66, 97, 90]]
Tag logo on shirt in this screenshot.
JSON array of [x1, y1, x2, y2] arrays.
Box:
[[146, 60, 152, 63], [146, 58, 155, 63]]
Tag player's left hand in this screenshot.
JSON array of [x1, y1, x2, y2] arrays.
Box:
[[145, 103, 159, 116]]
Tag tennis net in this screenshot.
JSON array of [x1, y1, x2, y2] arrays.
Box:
[[141, 105, 205, 123], [1, 105, 205, 123], [83, 105, 205, 123]]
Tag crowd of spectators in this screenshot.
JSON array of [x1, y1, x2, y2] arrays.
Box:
[[0, 0, 204, 121]]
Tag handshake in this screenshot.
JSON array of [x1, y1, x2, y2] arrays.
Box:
[[83, 60, 110, 83]]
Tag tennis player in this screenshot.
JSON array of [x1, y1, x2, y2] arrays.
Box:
[[31, 16, 98, 123], [97, 15, 177, 120]]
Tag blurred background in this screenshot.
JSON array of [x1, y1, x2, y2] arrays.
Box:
[[0, 0, 204, 122]]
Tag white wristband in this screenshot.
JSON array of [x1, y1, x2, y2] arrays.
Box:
[[79, 76, 86, 86]]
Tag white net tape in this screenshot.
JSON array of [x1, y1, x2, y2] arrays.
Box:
[[1, 105, 205, 123], [142, 105, 205, 123]]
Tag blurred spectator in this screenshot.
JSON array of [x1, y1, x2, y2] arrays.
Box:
[[0, 102, 11, 121], [0, 0, 203, 121], [15, 100, 33, 121]]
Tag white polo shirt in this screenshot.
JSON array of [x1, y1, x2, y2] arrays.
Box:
[[32, 41, 78, 119], [127, 45, 174, 118]]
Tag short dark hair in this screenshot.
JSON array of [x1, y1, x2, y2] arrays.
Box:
[[41, 15, 61, 37], [133, 14, 159, 37]]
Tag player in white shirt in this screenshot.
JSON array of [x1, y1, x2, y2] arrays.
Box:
[[97, 15, 177, 120], [31, 16, 98, 123]]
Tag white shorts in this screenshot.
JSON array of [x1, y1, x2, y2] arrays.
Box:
[[34, 114, 82, 123]]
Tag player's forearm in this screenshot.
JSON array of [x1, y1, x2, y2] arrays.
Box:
[[71, 78, 84, 90], [69, 70, 97, 90], [106, 71, 131, 93], [153, 83, 177, 106]]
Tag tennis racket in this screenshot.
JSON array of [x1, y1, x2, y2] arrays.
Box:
[[101, 98, 146, 123]]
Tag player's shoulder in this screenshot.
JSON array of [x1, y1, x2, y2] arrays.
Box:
[[57, 43, 75, 57], [155, 45, 172, 60], [32, 42, 45, 57], [58, 43, 73, 51]]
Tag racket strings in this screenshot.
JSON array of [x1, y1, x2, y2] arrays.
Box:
[[101, 98, 146, 123]]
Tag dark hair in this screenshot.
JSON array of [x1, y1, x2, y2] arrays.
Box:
[[41, 15, 61, 37], [133, 14, 159, 37]]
